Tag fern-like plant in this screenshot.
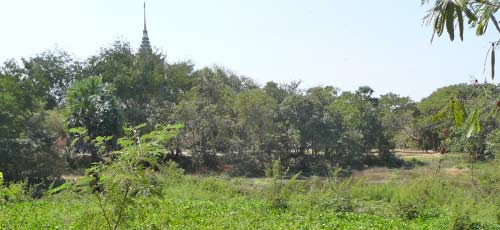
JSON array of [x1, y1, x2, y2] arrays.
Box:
[[86, 123, 183, 229]]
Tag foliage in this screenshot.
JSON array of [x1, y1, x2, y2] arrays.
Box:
[[175, 67, 240, 170], [378, 93, 418, 149], [21, 49, 83, 109], [66, 76, 123, 139], [0, 68, 64, 182], [422, 0, 500, 79], [65, 76, 123, 164], [4, 156, 500, 228], [7, 41, 498, 181], [421, 1, 500, 158], [423, 84, 499, 159], [485, 129, 500, 158], [0, 172, 31, 204], [1, 39, 499, 230], [1, 38, 498, 188], [84, 123, 183, 229], [422, 0, 477, 42], [265, 160, 301, 209], [85, 41, 177, 125]]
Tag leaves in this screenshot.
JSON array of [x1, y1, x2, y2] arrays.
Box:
[[433, 97, 466, 127], [451, 98, 466, 126], [66, 77, 123, 138], [433, 96, 482, 139], [424, 0, 478, 42], [68, 127, 88, 135], [492, 44, 496, 80], [422, 0, 500, 42], [434, 106, 449, 123], [446, 3, 456, 41], [457, 5, 465, 40], [85, 124, 184, 230], [465, 109, 481, 138], [475, 19, 488, 36]]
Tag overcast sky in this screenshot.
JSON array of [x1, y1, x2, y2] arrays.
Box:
[[1, 0, 499, 101]]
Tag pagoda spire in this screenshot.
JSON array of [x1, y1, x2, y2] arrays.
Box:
[[143, 1, 147, 30], [140, 1, 152, 52]]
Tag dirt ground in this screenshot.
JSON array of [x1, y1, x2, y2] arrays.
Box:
[[60, 149, 468, 184], [351, 150, 468, 183], [395, 149, 443, 160]]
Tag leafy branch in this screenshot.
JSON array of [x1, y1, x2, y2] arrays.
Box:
[[423, 0, 500, 79]]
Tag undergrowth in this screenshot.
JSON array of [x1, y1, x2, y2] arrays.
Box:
[[3, 158, 500, 229]]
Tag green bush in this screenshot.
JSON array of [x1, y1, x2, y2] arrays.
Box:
[[79, 124, 183, 229], [485, 129, 500, 159], [266, 160, 300, 209], [392, 178, 443, 220], [449, 211, 490, 230], [0, 181, 29, 204]]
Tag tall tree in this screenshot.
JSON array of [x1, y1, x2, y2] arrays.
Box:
[[85, 40, 169, 125], [66, 77, 123, 162], [20, 49, 80, 109], [235, 89, 277, 158], [0, 64, 62, 182], [379, 93, 418, 149], [175, 68, 238, 169]]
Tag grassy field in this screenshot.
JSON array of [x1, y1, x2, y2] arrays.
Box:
[[2, 152, 500, 229]]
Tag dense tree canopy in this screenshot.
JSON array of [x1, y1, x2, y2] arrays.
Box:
[[0, 40, 499, 183], [0, 61, 63, 182]]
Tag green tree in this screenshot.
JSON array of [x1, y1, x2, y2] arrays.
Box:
[[66, 77, 123, 162], [330, 87, 393, 166], [413, 84, 499, 162], [0, 64, 63, 182], [264, 81, 300, 104], [305, 86, 340, 155], [280, 94, 314, 156], [280, 86, 340, 156], [176, 68, 238, 169], [87, 124, 183, 230], [422, 2, 500, 166], [21, 49, 81, 109], [379, 93, 418, 149], [85, 40, 169, 125], [234, 89, 277, 161], [164, 61, 196, 103]]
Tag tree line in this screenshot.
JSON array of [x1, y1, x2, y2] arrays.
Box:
[[1, 40, 499, 183]]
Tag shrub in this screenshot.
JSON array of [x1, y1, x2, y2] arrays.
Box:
[[65, 77, 123, 165], [83, 124, 183, 229], [392, 178, 442, 220], [485, 129, 500, 160], [292, 155, 332, 176], [450, 211, 488, 230], [0, 180, 29, 204], [266, 160, 300, 209], [223, 154, 265, 177]]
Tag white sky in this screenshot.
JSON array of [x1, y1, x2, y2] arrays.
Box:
[[0, 0, 498, 101]]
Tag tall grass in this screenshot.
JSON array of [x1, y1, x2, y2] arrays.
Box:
[[3, 157, 500, 229]]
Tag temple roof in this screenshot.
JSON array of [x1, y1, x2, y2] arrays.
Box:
[[140, 2, 152, 53]]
